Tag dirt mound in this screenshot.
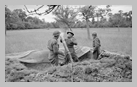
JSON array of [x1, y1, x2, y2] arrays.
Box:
[[5, 53, 132, 82]]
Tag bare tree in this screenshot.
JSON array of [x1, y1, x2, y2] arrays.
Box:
[[24, 5, 60, 15]]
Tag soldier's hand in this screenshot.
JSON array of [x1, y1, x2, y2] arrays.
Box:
[[73, 42, 77, 45], [62, 53, 65, 56], [60, 51, 65, 56], [60, 38, 63, 43], [92, 49, 95, 53], [92, 50, 96, 54]]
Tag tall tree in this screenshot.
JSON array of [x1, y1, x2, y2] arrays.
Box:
[[123, 12, 129, 21], [97, 5, 111, 22], [5, 6, 12, 35], [13, 9, 27, 22], [80, 5, 96, 39], [128, 11, 132, 22], [123, 11, 132, 27], [53, 6, 77, 32], [110, 13, 124, 29]]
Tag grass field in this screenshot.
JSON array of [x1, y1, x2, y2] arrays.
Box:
[[5, 28, 132, 56]]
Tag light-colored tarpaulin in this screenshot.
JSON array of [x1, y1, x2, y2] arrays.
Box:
[[5, 46, 92, 63]]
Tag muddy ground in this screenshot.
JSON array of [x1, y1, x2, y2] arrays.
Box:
[[5, 53, 132, 82]]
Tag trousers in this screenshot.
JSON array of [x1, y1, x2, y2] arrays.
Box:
[[93, 47, 100, 60]]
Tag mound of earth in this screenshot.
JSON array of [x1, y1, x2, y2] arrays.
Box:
[[5, 50, 132, 82]]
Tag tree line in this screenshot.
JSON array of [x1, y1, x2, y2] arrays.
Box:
[[5, 5, 132, 31]]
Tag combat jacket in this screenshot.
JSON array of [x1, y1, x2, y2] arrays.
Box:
[[60, 37, 77, 53], [65, 37, 77, 48], [47, 38, 60, 54], [93, 37, 101, 51]]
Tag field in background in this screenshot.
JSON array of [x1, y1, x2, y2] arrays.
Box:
[[5, 28, 132, 56]]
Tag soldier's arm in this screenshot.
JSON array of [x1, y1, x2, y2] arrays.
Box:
[[53, 45, 59, 54], [60, 39, 63, 43], [47, 40, 51, 50], [52, 40, 60, 54], [60, 38, 66, 43], [72, 37, 77, 45], [93, 38, 100, 52], [52, 40, 64, 56], [95, 38, 100, 47], [53, 45, 64, 56]]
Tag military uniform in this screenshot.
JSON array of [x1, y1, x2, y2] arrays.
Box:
[[61, 31, 78, 65], [47, 31, 64, 66], [92, 33, 101, 60]]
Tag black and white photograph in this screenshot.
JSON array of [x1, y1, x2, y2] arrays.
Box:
[[5, 5, 132, 82]]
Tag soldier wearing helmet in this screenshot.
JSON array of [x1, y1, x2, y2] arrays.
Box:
[[60, 30, 79, 65], [92, 32, 101, 60], [47, 30, 64, 66], [53, 30, 60, 37]]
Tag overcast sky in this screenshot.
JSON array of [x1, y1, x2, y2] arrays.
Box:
[[7, 5, 132, 22]]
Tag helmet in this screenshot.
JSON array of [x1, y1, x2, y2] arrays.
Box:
[[67, 31, 74, 36], [53, 30, 60, 37], [92, 32, 97, 36]]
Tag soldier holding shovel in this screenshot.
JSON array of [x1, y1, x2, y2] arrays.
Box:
[[60, 31, 79, 66]]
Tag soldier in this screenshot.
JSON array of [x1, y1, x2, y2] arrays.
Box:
[[61, 31, 79, 65], [47, 30, 64, 66], [92, 32, 101, 60]]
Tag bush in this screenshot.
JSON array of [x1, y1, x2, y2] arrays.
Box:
[[5, 52, 132, 82]]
